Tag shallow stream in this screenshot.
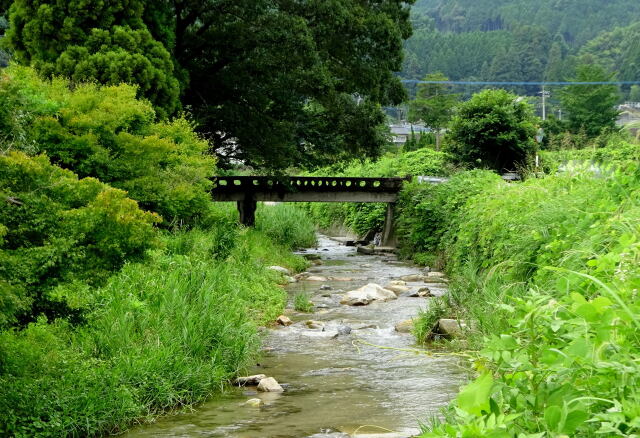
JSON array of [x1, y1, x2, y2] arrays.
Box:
[[126, 235, 465, 438]]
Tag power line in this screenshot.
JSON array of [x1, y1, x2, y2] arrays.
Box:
[[402, 80, 640, 86]]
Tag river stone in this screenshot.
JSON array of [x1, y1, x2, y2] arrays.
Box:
[[307, 275, 329, 282], [245, 398, 263, 407], [302, 254, 321, 260], [418, 287, 435, 297], [269, 266, 291, 275], [400, 274, 426, 282], [337, 325, 352, 335], [311, 259, 324, 266], [305, 320, 325, 330], [234, 374, 266, 386], [320, 285, 332, 291], [285, 276, 297, 284], [428, 271, 446, 278], [295, 272, 311, 280], [388, 280, 407, 286], [340, 283, 397, 306], [276, 315, 292, 326], [436, 319, 467, 338], [385, 284, 410, 295], [257, 377, 284, 392], [395, 319, 414, 333], [331, 276, 355, 282]]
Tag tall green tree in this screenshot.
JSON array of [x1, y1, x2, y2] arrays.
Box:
[[4, 1, 181, 118], [408, 72, 459, 149], [142, 0, 415, 170], [5, 0, 414, 170], [447, 89, 537, 172], [560, 64, 620, 137]]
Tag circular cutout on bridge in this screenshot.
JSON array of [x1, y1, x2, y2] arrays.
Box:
[[359, 181, 367, 187], [233, 180, 242, 186], [373, 181, 381, 187]]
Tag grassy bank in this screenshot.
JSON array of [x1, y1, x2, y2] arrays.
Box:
[[394, 147, 640, 435], [304, 148, 451, 236], [0, 204, 315, 437]]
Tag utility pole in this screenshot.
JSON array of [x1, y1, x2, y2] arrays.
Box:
[[539, 86, 550, 121]]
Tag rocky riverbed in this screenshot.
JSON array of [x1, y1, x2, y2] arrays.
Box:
[[126, 235, 465, 438]]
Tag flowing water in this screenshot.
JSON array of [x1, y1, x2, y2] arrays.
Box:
[[126, 235, 466, 438]]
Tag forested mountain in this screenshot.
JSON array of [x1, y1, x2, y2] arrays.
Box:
[[412, 0, 640, 45], [403, 0, 640, 96]]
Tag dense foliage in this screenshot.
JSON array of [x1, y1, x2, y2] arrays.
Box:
[[0, 220, 309, 437], [5, 1, 180, 117], [0, 152, 160, 329], [1, 67, 216, 225], [394, 139, 640, 436], [446, 89, 537, 171], [0, 62, 318, 436], [4, 0, 416, 170], [411, 0, 640, 44], [304, 148, 450, 236]]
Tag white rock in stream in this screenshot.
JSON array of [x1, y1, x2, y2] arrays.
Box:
[[245, 398, 263, 407], [269, 266, 291, 275], [385, 284, 410, 295], [307, 275, 329, 282], [388, 280, 407, 286], [234, 374, 266, 386], [340, 283, 397, 306], [257, 377, 284, 392], [276, 315, 292, 326]]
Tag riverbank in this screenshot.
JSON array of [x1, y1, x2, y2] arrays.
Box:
[[0, 205, 315, 437], [303, 142, 640, 436], [407, 165, 640, 436], [126, 235, 465, 437]]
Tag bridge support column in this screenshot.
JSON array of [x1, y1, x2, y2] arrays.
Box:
[[237, 197, 257, 227], [382, 203, 396, 247]]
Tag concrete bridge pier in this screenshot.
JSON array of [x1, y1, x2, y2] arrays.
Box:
[[237, 197, 257, 227], [381, 203, 396, 247]]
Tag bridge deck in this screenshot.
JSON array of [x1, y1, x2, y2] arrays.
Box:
[[210, 176, 410, 203]]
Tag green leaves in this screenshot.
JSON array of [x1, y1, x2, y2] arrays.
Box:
[[1, 66, 215, 226], [457, 373, 495, 416]]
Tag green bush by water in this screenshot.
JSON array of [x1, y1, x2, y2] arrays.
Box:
[[396, 145, 640, 435], [0, 226, 307, 437]]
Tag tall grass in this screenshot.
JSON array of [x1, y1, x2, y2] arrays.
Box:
[[401, 158, 640, 435], [256, 203, 317, 249], [0, 225, 307, 437]]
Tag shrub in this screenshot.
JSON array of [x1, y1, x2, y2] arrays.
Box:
[[0, 152, 160, 328], [401, 161, 640, 436], [0, 66, 215, 226], [0, 226, 306, 437], [447, 89, 538, 172]]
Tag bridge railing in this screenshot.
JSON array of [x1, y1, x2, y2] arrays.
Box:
[[210, 176, 411, 193]]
